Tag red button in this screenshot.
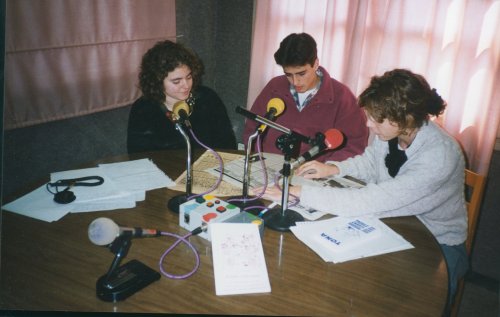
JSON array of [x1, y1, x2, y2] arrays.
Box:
[[216, 206, 226, 212], [202, 213, 217, 222]]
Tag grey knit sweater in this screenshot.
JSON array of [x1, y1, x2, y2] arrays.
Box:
[[300, 121, 467, 246]]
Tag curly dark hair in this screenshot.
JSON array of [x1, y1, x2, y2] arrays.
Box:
[[138, 40, 204, 104], [358, 69, 446, 130]]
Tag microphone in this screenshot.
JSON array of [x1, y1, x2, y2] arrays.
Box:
[[289, 129, 344, 170], [88, 217, 161, 246], [257, 98, 285, 133], [173, 101, 192, 128]]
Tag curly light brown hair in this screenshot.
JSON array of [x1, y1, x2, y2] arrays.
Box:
[[359, 69, 446, 131]]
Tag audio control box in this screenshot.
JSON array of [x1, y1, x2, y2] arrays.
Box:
[[179, 195, 265, 241], [179, 195, 241, 241]]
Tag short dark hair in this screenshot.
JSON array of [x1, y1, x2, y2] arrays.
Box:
[[138, 40, 204, 103], [359, 69, 446, 130], [274, 33, 317, 67]]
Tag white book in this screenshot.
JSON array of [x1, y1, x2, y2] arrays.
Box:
[[290, 216, 413, 263]]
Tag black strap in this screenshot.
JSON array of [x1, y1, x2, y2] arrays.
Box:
[[48, 176, 105, 187], [385, 138, 407, 178]]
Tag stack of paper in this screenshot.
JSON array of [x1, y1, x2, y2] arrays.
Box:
[[211, 223, 271, 295], [2, 159, 175, 222], [290, 216, 414, 263]]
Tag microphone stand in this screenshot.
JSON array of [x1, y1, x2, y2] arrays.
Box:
[[102, 235, 132, 287], [229, 130, 265, 215], [235, 106, 311, 230], [262, 134, 304, 231], [96, 235, 160, 302], [168, 122, 192, 213], [243, 130, 259, 199]]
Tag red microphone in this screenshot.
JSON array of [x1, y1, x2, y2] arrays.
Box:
[[290, 129, 344, 170]]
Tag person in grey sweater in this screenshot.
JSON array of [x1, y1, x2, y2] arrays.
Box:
[[259, 68, 468, 311]]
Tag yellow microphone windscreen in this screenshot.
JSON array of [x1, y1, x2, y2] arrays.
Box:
[[267, 98, 285, 116]]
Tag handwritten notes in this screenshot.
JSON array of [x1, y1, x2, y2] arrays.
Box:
[[172, 151, 244, 196], [211, 223, 271, 295]]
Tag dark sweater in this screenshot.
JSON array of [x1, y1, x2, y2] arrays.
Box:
[[127, 86, 237, 153]]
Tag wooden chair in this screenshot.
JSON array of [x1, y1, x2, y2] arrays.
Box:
[[450, 169, 487, 317]]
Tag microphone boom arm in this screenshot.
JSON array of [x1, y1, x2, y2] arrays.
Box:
[[236, 107, 311, 144]]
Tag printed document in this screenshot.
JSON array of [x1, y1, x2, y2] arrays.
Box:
[[290, 216, 414, 263]]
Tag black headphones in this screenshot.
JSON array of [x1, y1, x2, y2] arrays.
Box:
[[46, 176, 105, 204]]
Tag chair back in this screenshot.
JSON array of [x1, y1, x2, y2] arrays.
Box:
[[451, 169, 487, 317], [463, 169, 486, 255]]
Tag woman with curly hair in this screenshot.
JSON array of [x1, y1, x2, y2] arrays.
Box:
[[259, 68, 468, 309], [127, 40, 236, 153]]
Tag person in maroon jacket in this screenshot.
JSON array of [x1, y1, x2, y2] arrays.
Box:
[[243, 33, 368, 162]]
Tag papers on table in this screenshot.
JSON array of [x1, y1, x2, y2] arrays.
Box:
[[171, 150, 366, 221], [2, 159, 175, 222], [205, 152, 358, 221], [211, 223, 271, 296], [290, 216, 414, 263], [207, 152, 285, 189]]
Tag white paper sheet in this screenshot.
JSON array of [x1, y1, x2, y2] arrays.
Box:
[[2, 185, 73, 222], [98, 158, 175, 191], [211, 223, 271, 295], [2, 158, 175, 222]]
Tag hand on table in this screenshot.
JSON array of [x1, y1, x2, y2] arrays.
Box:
[[295, 161, 339, 179]]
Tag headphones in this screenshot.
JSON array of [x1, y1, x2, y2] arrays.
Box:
[[46, 176, 105, 204]]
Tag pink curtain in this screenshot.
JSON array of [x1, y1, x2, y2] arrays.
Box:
[[4, 0, 176, 130], [248, 0, 500, 175]]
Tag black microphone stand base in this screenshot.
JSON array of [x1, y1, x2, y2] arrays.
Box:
[[229, 196, 266, 216], [262, 208, 304, 232], [168, 194, 189, 213], [96, 259, 161, 302]]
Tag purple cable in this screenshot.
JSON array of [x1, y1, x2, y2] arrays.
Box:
[[158, 231, 200, 279], [187, 129, 224, 199]]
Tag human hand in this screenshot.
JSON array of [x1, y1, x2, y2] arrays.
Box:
[[295, 161, 339, 179], [251, 185, 302, 202]]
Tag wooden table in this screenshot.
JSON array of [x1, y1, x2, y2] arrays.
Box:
[[0, 150, 448, 316]]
